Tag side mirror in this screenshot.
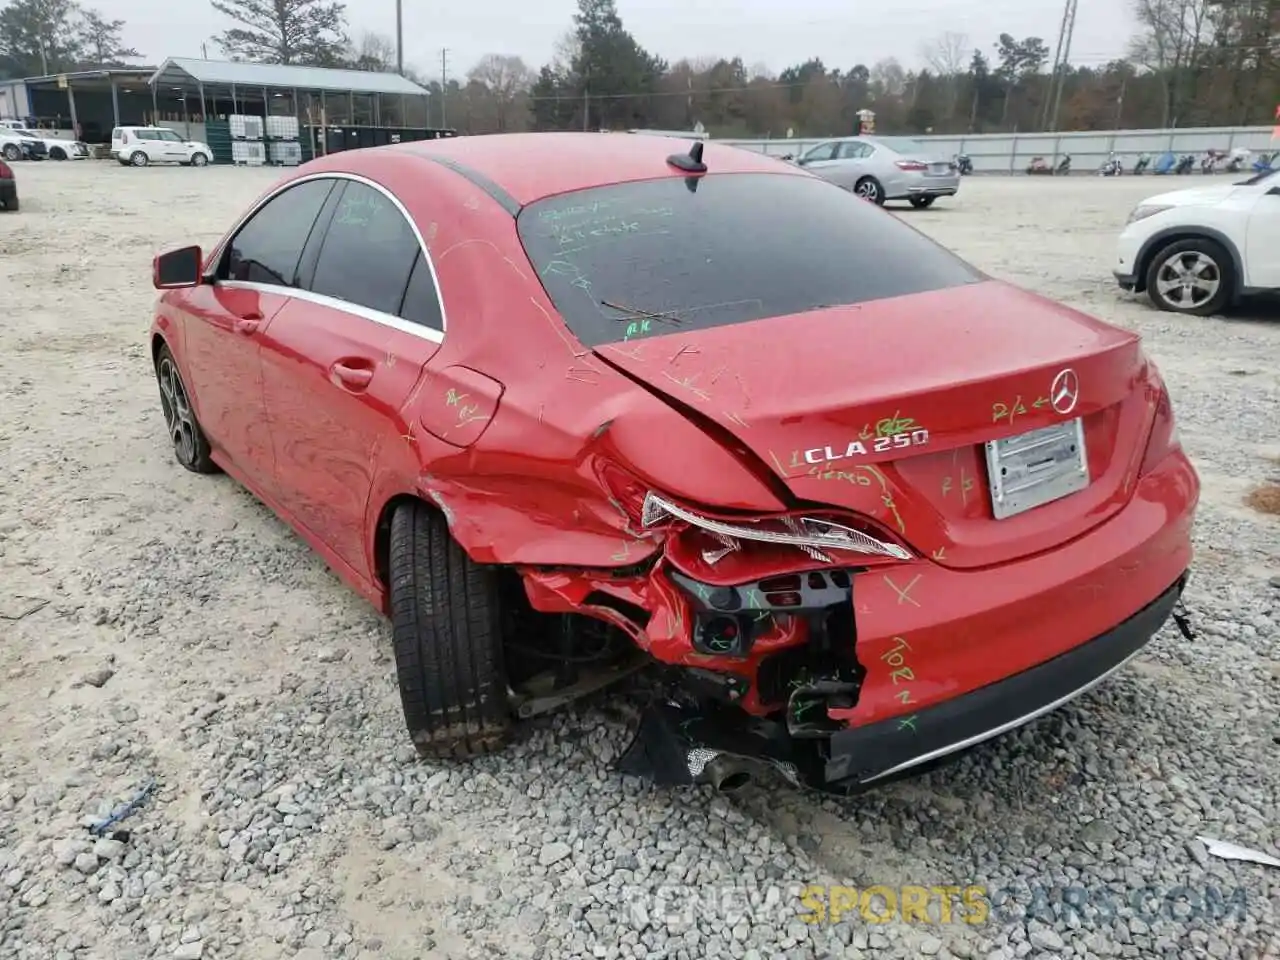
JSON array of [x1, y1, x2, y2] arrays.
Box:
[[153, 245, 203, 289]]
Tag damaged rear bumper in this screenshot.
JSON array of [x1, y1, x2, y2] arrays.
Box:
[[619, 573, 1187, 793], [822, 572, 1185, 787]]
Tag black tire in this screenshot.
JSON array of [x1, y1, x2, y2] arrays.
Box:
[[909, 195, 936, 209], [1, 144, 19, 161], [154, 343, 218, 473], [50, 147, 65, 160], [1144, 237, 1233, 317], [389, 501, 511, 759], [854, 176, 885, 205]]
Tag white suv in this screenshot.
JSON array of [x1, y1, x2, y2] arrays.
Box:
[[1114, 168, 1280, 315], [111, 126, 212, 167]]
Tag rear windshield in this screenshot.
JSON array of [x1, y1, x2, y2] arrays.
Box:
[[516, 172, 982, 347]]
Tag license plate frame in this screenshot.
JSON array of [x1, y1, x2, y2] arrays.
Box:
[[984, 418, 1089, 520]]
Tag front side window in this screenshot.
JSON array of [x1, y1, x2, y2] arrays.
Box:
[[222, 179, 335, 287], [308, 181, 421, 316], [517, 173, 983, 349]]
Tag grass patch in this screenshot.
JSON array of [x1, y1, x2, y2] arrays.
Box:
[[1244, 483, 1280, 516]]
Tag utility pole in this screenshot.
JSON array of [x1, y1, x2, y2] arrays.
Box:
[[395, 0, 403, 75], [582, 65, 590, 131], [1043, 0, 1070, 129], [1047, 0, 1078, 133], [440, 48, 448, 127], [38, 36, 48, 76]]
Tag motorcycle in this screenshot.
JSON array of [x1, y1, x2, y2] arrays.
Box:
[[1175, 154, 1196, 175], [1056, 154, 1072, 175], [1132, 154, 1151, 175], [955, 153, 973, 175], [1098, 153, 1123, 176], [1253, 151, 1277, 174], [1201, 149, 1227, 174]]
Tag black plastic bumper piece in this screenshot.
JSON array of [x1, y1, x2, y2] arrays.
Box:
[[822, 573, 1187, 788], [1114, 269, 1138, 291]]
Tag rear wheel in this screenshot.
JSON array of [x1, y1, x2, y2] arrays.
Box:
[[908, 195, 936, 209], [388, 501, 512, 759], [49, 147, 66, 160], [191, 152, 209, 167], [854, 176, 885, 205], [130, 150, 149, 167], [1, 144, 19, 161], [1145, 238, 1233, 316], [155, 343, 218, 473]]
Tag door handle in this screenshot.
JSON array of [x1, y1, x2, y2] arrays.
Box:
[[331, 361, 374, 389], [233, 316, 262, 334]]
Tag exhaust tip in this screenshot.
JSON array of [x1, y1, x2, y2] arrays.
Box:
[[715, 769, 753, 792]]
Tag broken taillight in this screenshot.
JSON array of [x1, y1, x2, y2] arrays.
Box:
[[1139, 382, 1180, 477]]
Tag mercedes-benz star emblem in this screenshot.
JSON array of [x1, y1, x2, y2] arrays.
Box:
[[1050, 368, 1080, 415]]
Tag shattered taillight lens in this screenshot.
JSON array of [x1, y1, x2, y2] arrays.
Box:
[[1139, 382, 1180, 477]]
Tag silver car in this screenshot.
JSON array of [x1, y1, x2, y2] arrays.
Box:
[[792, 136, 960, 207]]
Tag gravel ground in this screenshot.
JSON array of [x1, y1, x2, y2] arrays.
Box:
[[0, 161, 1276, 960]]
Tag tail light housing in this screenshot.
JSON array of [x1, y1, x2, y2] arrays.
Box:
[[1139, 382, 1180, 476], [895, 160, 928, 171], [0, 160, 11, 178]]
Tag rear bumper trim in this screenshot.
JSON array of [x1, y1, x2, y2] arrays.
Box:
[[824, 573, 1186, 786]]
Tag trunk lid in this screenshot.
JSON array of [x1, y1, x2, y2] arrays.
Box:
[[594, 280, 1154, 570]]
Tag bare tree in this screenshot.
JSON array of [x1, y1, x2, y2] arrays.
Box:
[[870, 57, 907, 97], [347, 30, 394, 71], [920, 30, 969, 122], [1128, 0, 1210, 125], [550, 29, 580, 72], [921, 31, 969, 76], [467, 53, 536, 130]]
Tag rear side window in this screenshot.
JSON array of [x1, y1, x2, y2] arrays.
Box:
[[516, 173, 983, 348], [308, 181, 420, 316], [397, 251, 444, 331], [223, 179, 335, 286]]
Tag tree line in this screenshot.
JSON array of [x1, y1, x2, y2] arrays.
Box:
[[2, 0, 1276, 136]]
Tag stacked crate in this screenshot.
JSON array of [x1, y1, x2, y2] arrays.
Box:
[[265, 114, 302, 166], [229, 114, 265, 166]]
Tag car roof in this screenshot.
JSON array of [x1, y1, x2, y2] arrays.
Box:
[[378, 132, 799, 207]]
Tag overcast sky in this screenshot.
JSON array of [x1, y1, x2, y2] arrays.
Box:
[[104, 0, 1137, 80]]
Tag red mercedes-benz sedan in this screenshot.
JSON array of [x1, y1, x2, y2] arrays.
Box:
[[148, 132, 1199, 795]]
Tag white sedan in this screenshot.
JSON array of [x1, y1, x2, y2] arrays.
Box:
[[1114, 168, 1280, 315], [18, 130, 89, 160]]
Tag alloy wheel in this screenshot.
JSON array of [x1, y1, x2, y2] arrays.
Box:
[[157, 356, 197, 465], [1155, 252, 1221, 311]]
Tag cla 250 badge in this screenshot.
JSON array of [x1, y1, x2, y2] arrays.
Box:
[[804, 429, 930, 464]]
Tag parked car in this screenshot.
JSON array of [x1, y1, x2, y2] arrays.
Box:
[[1114, 167, 1280, 315], [0, 157, 17, 211], [12, 129, 87, 160], [111, 126, 212, 167], [148, 133, 1197, 795], [0, 128, 46, 161], [790, 135, 960, 207]]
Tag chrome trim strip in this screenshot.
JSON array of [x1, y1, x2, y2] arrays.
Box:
[[201, 170, 448, 336], [218, 280, 444, 345], [857, 646, 1145, 784]]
